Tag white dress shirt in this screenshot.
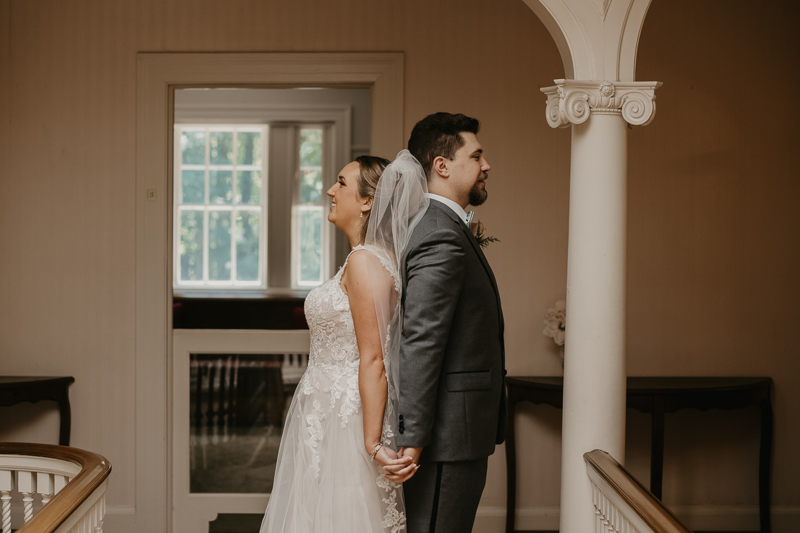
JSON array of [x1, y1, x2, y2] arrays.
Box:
[[425, 193, 470, 226]]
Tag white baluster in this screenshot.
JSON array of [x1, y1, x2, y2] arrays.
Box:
[[55, 474, 68, 495], [0, 470, 13, 533], [17, 470, 36, 523], [75, 512, 88, 533], [37, 472, 55, 505], [94, 497, 105, 533]]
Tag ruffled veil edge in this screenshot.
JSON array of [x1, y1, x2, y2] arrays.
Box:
[[363, 149, 429, 449]]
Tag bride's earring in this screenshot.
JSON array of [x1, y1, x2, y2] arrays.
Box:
[[360, 211, 363, 218]]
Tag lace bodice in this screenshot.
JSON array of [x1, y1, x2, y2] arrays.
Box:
[[303, 254, 360, 374], [299, 245, 399, 424], [298, 249, 362, 430], [303, 244, 399, 380]]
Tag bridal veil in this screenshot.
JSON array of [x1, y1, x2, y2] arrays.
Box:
[[363, 149, 429, 447]]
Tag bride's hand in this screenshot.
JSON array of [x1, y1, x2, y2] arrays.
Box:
[[372, 447, 419, 483]]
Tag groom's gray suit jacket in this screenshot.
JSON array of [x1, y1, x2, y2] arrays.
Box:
[[397, 199, 507, 462]]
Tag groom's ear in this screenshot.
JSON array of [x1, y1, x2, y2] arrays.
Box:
[[432, 156, 450, 179]]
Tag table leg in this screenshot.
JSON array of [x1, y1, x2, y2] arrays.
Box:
[[759, 397, 773, 532], [505, 390, 517, 533], [57, 387, 72, 446], [650, 395, 665, 500]]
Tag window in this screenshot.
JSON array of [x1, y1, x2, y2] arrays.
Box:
[[294, 127, 326, 287], [174, 126, 268, 289], [172, 88, 367, 296], [173, 121, 339, 293]]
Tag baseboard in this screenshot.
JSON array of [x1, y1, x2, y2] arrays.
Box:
[[474, 506, 560, 532], [104, 505, 136, 533], [100, 504, 800, 533], [473, 505, 800, 533], [671, 505, 760, 531]]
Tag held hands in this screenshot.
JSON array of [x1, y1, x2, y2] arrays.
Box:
[[398, 446, 423, 466], [369, 445, 420, 483]]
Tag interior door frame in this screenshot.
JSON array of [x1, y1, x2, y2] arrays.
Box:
[[135, 52, 404, 532]]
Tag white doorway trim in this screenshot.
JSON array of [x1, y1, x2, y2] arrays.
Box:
[[172, 329, 311, 533], [135, 52, 404, 532]]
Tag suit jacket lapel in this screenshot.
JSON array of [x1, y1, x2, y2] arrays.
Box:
[[429, 201, 505, 334]]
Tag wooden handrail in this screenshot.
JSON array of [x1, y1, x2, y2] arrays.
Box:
[[0, 442, 111, 533], [585, 449, 692, 533]]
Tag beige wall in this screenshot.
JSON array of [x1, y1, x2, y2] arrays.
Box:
[[628, 0, 800, 511], [1, 0, 797, 528]]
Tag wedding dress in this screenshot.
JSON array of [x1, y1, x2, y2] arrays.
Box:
[[260, 150, 428, 533], [259, 245, 406, 533]]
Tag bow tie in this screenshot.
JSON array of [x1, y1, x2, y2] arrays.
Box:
[[465, 211, 474, 226]]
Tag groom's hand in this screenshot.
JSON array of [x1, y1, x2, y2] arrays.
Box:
[[376, 447, 419, 483], [399, 446, 423, 466]]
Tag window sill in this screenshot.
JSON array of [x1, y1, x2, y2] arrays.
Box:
[[173, 288, 310, 300]]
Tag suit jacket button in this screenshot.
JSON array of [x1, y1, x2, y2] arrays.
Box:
[[399, 414, 404, 421]]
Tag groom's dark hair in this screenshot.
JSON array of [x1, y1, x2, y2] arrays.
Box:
[[408, 112, 480, 180]]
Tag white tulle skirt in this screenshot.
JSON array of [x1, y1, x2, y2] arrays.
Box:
[[260, 368, 406, 533]]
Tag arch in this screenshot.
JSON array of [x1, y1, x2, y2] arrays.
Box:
[[520, 0, 653, 81]]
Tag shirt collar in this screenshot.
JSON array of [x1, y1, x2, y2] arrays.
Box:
[[425, 193, 469, 226]]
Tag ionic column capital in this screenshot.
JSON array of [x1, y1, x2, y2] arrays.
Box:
[[540, 80, 662, 128]]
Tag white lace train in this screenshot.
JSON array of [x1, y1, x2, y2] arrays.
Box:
[[260, 246, 406, 533]]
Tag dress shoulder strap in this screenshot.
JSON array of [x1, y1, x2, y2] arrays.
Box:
[[341, 244, 400, 293], [339, 244, 366, 276]]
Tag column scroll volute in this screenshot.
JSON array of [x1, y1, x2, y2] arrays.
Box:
[[540, 80, 661, 128]]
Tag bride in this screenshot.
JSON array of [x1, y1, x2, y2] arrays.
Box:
[[260, 151, 429, 533]]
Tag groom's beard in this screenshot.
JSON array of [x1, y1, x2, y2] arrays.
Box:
[[468, 173, 488, 206]]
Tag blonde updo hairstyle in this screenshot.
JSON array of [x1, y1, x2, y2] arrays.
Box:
[[354, 155, 391, 242]]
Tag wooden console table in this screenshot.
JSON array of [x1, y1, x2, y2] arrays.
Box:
[[505, 376, 773, 533], [0, 376, 75, 446]]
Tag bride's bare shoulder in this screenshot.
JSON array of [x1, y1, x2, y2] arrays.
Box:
[[341, 248, 395, 293]]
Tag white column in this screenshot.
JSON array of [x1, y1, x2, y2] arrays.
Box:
[[541, 80, 660, 533]]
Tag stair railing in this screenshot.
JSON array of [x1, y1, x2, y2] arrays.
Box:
[[585, 449, 692, 533], [0, 443, 111, 533]]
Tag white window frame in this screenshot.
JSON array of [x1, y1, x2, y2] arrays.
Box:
[[173, 124, 269, 290], [173, 104, 352, 295]]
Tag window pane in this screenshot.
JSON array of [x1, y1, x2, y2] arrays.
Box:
[[181, 170, 205, 204], [299, 169, 322, 203], [236, 210, 260, 282], [180, 210, 204, 281], [210, 132, 233, 165], [299, 129, 322, 167], [209, 210, 232, 281], [210, 170, 233, 204], [299, 207, 322, 284], [236, 170, 261, 205], [181, 131, 206, 165], [237, 132, 262, 166]]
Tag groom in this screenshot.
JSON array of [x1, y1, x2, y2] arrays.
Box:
[[396, 113, 507, 532]]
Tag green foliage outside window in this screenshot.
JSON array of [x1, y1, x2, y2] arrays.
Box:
[[299, 208, 322, 283]]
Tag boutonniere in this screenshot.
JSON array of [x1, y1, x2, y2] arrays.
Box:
[[470, 219, 500, 249]]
